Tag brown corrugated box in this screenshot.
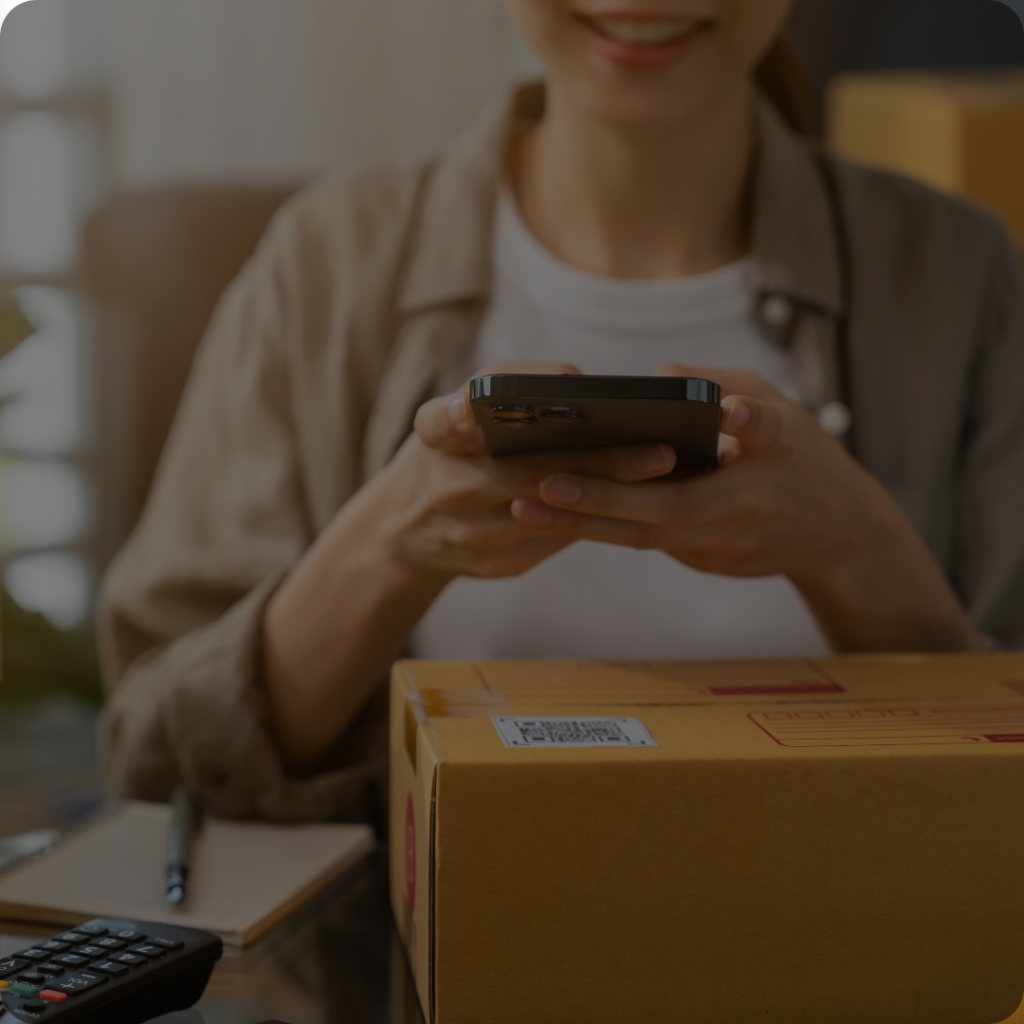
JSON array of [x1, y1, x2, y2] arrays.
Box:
[[390, 654, 1024, 1024], [828, 70, 1024, 247]]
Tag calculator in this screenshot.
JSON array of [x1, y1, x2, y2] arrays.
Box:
[[0, 918, 222, 1024]]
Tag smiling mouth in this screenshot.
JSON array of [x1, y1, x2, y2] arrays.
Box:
[[578, 13, 708, 48]]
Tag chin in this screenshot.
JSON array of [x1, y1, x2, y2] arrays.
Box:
[[566, 53, 738, 132]]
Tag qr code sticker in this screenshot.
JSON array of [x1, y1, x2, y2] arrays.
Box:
[[492, 716, 656, 748]]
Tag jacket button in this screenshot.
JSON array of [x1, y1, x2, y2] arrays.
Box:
[[760, 293, 795, 329], [818, 401, 853, 438]]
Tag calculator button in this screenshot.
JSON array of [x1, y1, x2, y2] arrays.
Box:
[[33, 943, 70, 955], [92, 937, 127, 951], [110, 930, 146, 943], [38, 991, 67, 1005], [0, 960, 28, 979], [87, 961, 129, 977], [73, 926, 107, 937], [48, 972, 107, 997], [54, 934, 88, 945], [14, 952, 49, 964], [109, 952, 147, 967], [128, 945, 165, 959], [71, 946, 106, 958], [145, 937, 184, 951], [49, 955, 89, 969]]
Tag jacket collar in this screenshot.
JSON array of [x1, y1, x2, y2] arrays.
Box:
[[398, 82, 845, 319], [749, 98, 845, 317]]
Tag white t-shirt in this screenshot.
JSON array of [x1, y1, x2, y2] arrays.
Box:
[[410, 192, 829, 661]]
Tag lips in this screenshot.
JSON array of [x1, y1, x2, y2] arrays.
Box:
[[576, 11, 708, 68]]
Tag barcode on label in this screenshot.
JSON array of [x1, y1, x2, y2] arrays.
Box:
[[492, 716, 656, 748]]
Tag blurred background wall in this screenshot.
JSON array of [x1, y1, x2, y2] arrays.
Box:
[[0, 0, 1021, 836], [104, 0, 539, 187]]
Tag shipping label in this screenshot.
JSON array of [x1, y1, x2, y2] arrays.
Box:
[[492, 716, 657, 749]]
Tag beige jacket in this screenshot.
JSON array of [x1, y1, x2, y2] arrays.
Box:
[[99, 85, 1024, 825]]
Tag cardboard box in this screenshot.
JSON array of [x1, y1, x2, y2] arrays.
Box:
[[828, 71, 1024, 247], [390, 654, 1024, 1024]]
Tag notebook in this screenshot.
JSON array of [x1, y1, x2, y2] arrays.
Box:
[[0, 801, 375, 946]]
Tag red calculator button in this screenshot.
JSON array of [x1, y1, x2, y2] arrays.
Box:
[[40, 990, 68, 1004]]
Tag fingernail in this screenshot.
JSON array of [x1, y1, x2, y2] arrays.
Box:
[[512, 499, 554, 527], [540, 474, 583, 506], [632, 443, 674, 475], [448, 394, 470, 426], [724, 398, 750, 428]]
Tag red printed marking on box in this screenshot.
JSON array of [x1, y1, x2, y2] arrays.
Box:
[[750, 705, 1024, 748]]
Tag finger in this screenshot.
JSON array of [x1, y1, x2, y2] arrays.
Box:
[[537, 473, 693, 527], [719, 395, 784, 454], [441, 508, 564, 551], [533, 466, 752, 529], [511, 498, 556, 528], [657, 364, 780, 401], [507, 441, 677, 486], [513, 501, 758, 576], [718, 433, 742, 467], [512, 499, 664, 548], [423, 441, 676, 519], [414, 392, 487, 454], [532, 440, 675, 483]]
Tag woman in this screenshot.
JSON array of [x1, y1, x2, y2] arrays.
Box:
[[99, 0, 1024, 825]]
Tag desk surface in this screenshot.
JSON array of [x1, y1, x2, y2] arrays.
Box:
[[7, 848, 1024, 1024], [0, 852, 423, 1024]]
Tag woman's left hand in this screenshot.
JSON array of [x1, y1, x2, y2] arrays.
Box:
[[511, 365, 986, 653]]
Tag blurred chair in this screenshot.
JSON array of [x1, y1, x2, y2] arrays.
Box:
[[81, 186, 297, 568]]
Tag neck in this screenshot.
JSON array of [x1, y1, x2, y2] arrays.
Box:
[[512, 81, 756, 279]]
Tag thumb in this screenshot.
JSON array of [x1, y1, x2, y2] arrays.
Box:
[[720, 394, 784, 454]]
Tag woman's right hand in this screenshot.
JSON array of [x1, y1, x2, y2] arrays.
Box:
[[390, 372, 670, 580], [364, 362, 676, 582], [263, 364, 676, 770]]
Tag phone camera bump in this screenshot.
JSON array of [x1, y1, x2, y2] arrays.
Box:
[[538, 406, 587, 426], [489, 404, 537, 427]]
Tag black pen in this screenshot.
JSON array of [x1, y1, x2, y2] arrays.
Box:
[[166, 785, 198, 905]]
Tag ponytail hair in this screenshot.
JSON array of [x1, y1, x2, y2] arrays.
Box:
[[755, 33, 820, 137]]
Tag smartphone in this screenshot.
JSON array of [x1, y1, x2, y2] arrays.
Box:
[[469, 373, 721, 478]]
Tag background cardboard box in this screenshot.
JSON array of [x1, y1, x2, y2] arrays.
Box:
[[828, 70, 1024, 247], [391, 655, 1024, 1024]]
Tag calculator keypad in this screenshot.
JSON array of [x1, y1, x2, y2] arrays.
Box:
[[88, 960, 129, 977], [32, 943, 71, 955], [0, 918, 219, 1023], [0, 960, 28, 979], [48, 956, 89, 970], [90, 937, 128, 951], [47, 970, 108, 997], [108, 952, 147, 968], [146, 937, 183, 951], [127, 945, 165, 960]]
